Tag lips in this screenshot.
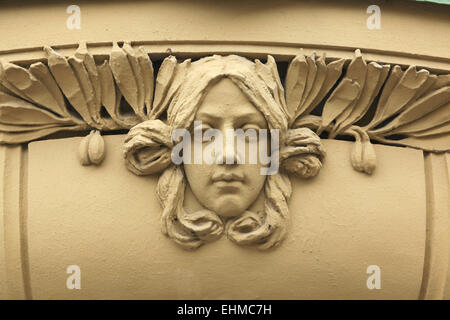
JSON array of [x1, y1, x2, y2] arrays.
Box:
[[211, 171, 244, 183]]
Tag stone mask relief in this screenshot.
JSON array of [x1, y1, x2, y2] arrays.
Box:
[[123, 55, 325, 250], [0, 42, 448, 250], [183, 78, 270, 219]]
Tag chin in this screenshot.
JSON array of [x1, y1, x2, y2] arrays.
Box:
[[212, 195, 248, 218]]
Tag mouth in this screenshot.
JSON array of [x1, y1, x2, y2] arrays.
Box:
[[211, 172, 245, 183]]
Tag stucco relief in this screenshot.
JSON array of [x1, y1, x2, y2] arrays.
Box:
[[0, 42, 448, 156], [0, 42, 449, 251], [123, 55, 325, 250]]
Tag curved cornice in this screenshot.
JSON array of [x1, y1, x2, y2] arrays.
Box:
[[0, 41, 448, 175], [1, 40, 449, 74]]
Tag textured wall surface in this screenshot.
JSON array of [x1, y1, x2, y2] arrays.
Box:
[[0, 0, 449, 300], [17, 136, 427, 299], [0, 0, 449, 70]]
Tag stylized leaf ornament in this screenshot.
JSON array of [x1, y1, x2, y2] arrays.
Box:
[[286, 49, 449, 174], [285, 51, 346, 126], [0, 45, 448, 173]]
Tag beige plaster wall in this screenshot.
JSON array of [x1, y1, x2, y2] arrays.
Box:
[[0, 0, 449, 300], [0, 0, 449, 70], [22, 136, 426, 299]]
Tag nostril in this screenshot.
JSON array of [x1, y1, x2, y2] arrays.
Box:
[[214, 148, 239, 165], [225, 152, 237, 165]]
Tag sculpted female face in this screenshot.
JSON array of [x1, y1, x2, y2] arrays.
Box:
[[183, 78, 268, 218]]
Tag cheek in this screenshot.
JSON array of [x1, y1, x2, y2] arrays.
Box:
[[242, 136, 271, 167], [241, 164, 267, 192], [184, 164, 213, 192]]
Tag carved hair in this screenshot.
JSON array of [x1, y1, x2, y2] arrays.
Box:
[[124, 55, 325, 250]]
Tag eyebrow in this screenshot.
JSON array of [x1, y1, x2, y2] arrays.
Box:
[[196, 111, 258, 122], [195, 112, 221, 122]]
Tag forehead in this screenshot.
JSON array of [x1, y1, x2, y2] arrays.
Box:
[[196, 78, 264, 122]]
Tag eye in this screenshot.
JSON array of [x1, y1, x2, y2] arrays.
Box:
[[191, 122, 213, 135], [240, 123, 261, 131], [240, 124, 261, 139], [237, 124, 260, 143], [201, 124, 214, 135], [195, 123, 217, 144]]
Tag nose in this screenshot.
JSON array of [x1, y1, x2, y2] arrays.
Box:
[[215, 129, 242, 165]]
